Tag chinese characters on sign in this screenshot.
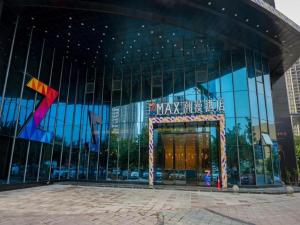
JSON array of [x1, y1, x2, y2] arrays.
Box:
[[149, 98, 225, 116]]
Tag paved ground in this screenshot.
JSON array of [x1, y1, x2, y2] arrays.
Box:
[[0, 185, 300, 225]]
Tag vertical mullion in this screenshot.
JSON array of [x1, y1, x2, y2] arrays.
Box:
[[23, 39, 45, 183], [48, 56, 65, 181], [138, 64, 142, 177], [23, 98, 30, 183], [7, 26, 34, 184], [3, 98, 12, 126], [58, 62, 73, 180], [106, 66, 114, 180], [0, 15, 19, 123], [253, 52, 265, 184], [37, 46, 55, 181], [116, 68, 123, 180], [230, 50, 241, 186], [127, 67, 133, 180], [83, 97, 90, 178], [261, 56, 275, 184], [86, 67, 97, 180], [67, 69, 79, 179], [244, 48, 258, 185], [77, 67, 88, 180], [96, 66, 105, 181]]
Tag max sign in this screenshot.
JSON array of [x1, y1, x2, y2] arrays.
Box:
[[149, 98, 225, 116]]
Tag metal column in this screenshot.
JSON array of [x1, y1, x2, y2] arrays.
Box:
[[37, 47, 56, 182], [0, 16, 19, 125], [48, 56, 65, 181], [23, 39, 46, 183], [7, 26, 34, 184]]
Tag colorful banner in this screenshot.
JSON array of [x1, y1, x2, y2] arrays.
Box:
[[18, 78, 59, 144]]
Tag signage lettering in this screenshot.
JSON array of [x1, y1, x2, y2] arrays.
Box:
[[150, 98, 225, 116]]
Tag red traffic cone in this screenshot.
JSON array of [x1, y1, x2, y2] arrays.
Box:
[[217, 176, 221, 190]]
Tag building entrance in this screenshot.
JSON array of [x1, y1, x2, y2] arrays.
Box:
[[154, 121, 220, 186]]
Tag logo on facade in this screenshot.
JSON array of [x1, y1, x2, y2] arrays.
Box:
[[149, 98, 224, 116], [18, 78, 59, 144]]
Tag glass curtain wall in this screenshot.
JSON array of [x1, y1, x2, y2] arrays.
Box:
[[0, 9, 279, 186]]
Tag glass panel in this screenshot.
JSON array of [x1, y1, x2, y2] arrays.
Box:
[[266, 96, 275, 122], [210, 126, 219, 185], [198, 132, 211, 186], [255, 144, 265, 185], [239, 145, 255, 185], [222, 92, 235, 118], [246, 50, 256, 92], [225, 118, 237, 146], [139, 123, 148, 178], [249, 91, 259, 118], [258, 94, 267, 121], [234, 91, 250, 117], [232, 49, 248, 91], [162, 134, 173, 170], [226, 145, 239, 185], [264, 146, 273, 184], [251, 118, 261, 144], [220, 53, 233, 92], [261, 120, 268, 133], [207, 62, 220, 97], [272, 143, 281, 184], [262, 57, 272, 97], [269, 121, 276, 141], [175, 134, 185, 170], [185, 134, 196, 170]]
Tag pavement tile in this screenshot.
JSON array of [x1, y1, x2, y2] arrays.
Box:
[[0, 184, 300, 225]]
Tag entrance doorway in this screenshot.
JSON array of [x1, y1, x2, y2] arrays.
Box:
[[161, 132, 212, 185], [149, 115, 227, 188], [155, 123, 220, 186]]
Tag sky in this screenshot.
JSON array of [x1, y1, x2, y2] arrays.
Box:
[[275, 0, 300, 26]]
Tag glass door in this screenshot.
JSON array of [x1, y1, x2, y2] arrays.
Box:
[[185, 134, 197, 185], [174, 134, 186, 184], [157, 122, 218, 186], [197, 133, 211, 186], [162, 134, 174, 184]]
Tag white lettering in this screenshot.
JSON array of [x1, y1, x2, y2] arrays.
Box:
[[156, 103, 164, 115], [204, 99, 213, 113], [195, 100, 202, 114], [173, 102, 180, 114], [165, 103, 172, 114], [217, 99, 225, 112], [150, 98, 224, 116], [184, 101, 193, 114]]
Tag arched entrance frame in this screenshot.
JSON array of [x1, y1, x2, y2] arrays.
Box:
[[149, 114, 227, 188]]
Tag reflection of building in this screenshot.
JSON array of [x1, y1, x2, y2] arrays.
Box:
[[286, 59, 300, 135], [0, 0, 299, 187]]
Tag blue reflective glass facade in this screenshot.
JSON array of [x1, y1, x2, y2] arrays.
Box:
[[0, 0, 294, 187]]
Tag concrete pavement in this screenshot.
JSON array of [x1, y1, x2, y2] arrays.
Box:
[[0, 184, 299, 224]]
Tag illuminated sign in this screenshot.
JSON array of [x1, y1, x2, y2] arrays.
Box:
[[18, 78, 59, 144], [149, 98, 224, 116]]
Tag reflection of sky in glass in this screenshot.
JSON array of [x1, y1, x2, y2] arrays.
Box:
[[0, 56, 275, 149], [0, 97, 110, 145]]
